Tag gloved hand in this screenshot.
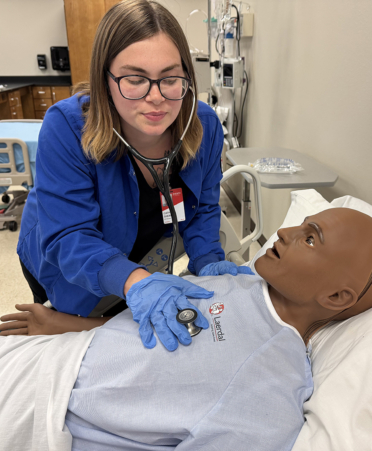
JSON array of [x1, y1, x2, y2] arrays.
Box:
[[126, 272, 213, 351], [198, 261, 255, 277]]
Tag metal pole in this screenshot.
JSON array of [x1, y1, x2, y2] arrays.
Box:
[[241, 179, 251, 261], [208, 0, 211, 59], [207, 0, 212, 105]]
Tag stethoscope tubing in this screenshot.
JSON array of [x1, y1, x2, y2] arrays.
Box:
[[113, 89, 196, 274]]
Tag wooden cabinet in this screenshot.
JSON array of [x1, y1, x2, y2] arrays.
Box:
[[32, 86, 51, 120], [0, 92, 11, 120], [9, 90, 24, 119], [64, 0, 122, 85], [64, 0, 107, 85], [0, 85, 71, 120], [34, 98, 53, 110], [32, 86, 51, 99], [51, 86, 71, 103], [32, 85, 71, 119], [0, 87, 33, 120], [9, 91, 20, 107]]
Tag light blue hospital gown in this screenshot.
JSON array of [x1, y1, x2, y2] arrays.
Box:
[[65, 274, 313, 451]]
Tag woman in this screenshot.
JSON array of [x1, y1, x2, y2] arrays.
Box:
[[12, 0, 251, 349]]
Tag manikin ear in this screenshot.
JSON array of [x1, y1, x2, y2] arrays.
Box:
[[317, 288, 358, 312]]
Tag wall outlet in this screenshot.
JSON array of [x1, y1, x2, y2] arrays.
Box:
[[37, 54, 47, 70]]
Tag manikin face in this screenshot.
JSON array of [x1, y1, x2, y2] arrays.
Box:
[[108, 33, 185, 143], [255, 208, 372, 306]]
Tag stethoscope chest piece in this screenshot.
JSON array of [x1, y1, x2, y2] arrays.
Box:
[[176, 308, 202, 337]]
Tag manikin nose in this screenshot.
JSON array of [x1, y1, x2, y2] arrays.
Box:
[[277, 227, 286, 241], [277, 226, 297, 243]]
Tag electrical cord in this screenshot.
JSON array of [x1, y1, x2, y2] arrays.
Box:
[[234, 112, 238, 136], [237, 70, 249, 139], [215, 33, 222, 57], [231, 4, 241, 56]]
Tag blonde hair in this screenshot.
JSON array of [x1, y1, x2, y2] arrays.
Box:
[[74, 0, 203, 167]]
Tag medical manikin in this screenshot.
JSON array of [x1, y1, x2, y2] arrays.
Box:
[[1, 208, 372, 450]]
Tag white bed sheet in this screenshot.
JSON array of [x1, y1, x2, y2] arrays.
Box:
[[0, 330, 95, 451], [292, 309, 372, 451]]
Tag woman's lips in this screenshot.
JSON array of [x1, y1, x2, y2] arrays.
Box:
[[143, 112, 167, 122]]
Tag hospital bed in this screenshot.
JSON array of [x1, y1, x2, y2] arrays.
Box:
[[0, 137, 32, 231], [0, 120, 41, 231], [1, 188, 372, 450]]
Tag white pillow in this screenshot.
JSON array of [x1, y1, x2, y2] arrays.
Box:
[[293, 310, 372, 451], [330, 194, 372, 217], [245, 189, 372, 451]]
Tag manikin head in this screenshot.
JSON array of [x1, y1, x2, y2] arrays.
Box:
[[255, 208, 372, 341]]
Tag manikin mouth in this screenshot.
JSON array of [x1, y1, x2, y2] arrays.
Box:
[[272, 243, 280, 259]]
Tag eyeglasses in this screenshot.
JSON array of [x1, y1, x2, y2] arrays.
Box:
[[107, 70, 191, 101]]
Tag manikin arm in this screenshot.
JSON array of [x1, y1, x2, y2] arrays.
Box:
[[0, 304, 111, 336]]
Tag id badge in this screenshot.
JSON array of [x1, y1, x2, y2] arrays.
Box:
[[160, 188, 186, 224]]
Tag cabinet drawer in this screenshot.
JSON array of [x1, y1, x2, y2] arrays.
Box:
[[51, 86, 71, 103], [32, 86, 52, 98], [0, 93, 7, 104], [35, 110, 46, 120], [8, 90, 21, 106], [10, 105, 24, 119], [33, 98, 53, 110]]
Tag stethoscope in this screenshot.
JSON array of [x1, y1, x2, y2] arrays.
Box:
[[113, 88, 196, 274]]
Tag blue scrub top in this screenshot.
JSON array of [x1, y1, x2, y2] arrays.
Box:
[[17, 94, 225, 316]]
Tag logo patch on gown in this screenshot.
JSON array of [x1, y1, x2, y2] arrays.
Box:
[[209, 303, 226, 342], [209, 302, 224, 315]]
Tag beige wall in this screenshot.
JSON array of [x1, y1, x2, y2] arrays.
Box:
[[159, 0, 209, 54], [0, 0, 69, 76], [240, 0, 372, 237], [0, 0, 207, 78]]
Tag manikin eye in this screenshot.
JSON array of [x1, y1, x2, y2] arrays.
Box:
[[305, 236, 315, 246]]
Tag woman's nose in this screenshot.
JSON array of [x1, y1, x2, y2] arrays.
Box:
[[146, 82, 165, 103]]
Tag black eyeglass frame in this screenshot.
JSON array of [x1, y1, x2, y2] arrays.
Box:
[[107, 70, 192, 101]]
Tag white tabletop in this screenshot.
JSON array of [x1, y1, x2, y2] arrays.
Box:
[[226, 147, 338, 189]]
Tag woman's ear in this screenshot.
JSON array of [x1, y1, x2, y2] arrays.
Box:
[[317, 288, 358, 311]]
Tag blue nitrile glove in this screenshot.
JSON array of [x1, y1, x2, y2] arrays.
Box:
[[126, 273, 213, 351], [198, 261, 255, 277]]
